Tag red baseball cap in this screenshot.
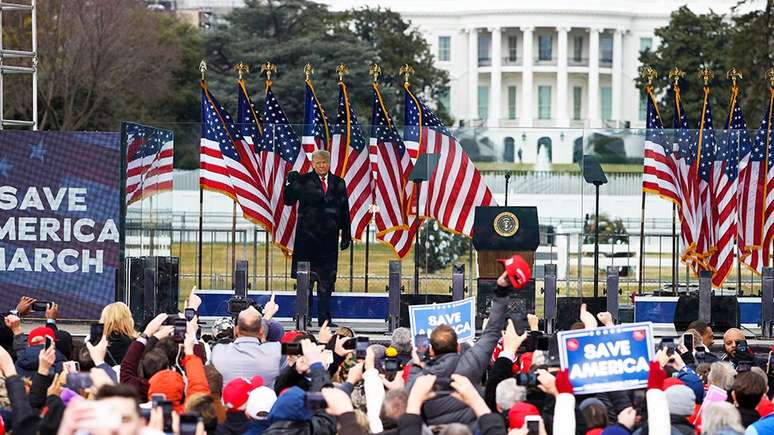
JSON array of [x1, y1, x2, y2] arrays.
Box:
[[508, 402, 540, 429], [222, 376, 264, 411], [27, 326, 55, 346], [497, 255, 531, 288]]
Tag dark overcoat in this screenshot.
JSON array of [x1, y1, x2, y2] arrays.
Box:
[[283, 171, 351, 282]]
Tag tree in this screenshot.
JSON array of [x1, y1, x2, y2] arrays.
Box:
[[204, 0, 449, 128], [415, 219, 469, 274], [637, 6, 731, 124], [728, 0, 774, 120], [29, 0, 187, 131]]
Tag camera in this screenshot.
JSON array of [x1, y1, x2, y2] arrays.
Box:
[[227, 297, 254, 315], [32, 301, 52, 312], [516, 372, 538, 387]]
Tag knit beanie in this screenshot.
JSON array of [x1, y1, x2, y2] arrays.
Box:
[[666, 384, 696, 416]]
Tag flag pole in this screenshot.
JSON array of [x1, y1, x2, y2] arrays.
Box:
[[668, 67, 685, 295], [638, 67, 656, 294], [727, 67, 744, 294], [197, 60, 207, 290], [230, 63, 249, 289]]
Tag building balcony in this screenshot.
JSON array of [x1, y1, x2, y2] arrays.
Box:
[[568, 57, 588, 66], [534, 56, 557, 66]]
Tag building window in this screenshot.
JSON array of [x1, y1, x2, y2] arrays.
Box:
[[438, 86, 450, 112], [478, 34, 491, 64], [639, 94, 647, 121], [640, 37, 653, 52], [507, 36, 518, 61], [438, 36, 451, 62], [538, 85, 551, 119], [478, 86, 489, 120], [537, 137, 552, 163], [538, 35, 552, 61], [600, 34, 613, 64], [573, 86, 582, 120], [507, 86, 517, 119], [601, 86, 612, 121], [573, 35, 583, 62]]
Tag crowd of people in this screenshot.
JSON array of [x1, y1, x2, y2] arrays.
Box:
[[1, 271, 774, 435]]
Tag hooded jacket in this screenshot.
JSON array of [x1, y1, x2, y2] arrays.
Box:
[[262, 386, 336, 435], [406, 292, 512, 426], [14, 345, 66, 378]]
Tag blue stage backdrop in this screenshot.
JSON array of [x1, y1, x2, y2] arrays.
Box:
[[0, 131, 122, 319]]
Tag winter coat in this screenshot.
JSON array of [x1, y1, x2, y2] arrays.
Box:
[[14, 345, 66, 378]]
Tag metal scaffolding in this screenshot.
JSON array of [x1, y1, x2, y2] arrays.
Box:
[[0, 0, 37, 130]]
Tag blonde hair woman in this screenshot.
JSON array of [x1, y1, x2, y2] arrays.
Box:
[[99, 302, 138, 365]]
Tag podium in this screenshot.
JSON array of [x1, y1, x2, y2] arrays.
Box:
[[473, 206, 539, 331]]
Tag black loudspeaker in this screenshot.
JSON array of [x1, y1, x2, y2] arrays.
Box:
[[399, 294, 453, 328], [556, 297, 607, 331], [234, 260, 248, 297], [673, 294, 740, 332], [126, 256, 180, 326], [475, 279, 536, 333]]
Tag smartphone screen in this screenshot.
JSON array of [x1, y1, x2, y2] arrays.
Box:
[[44, 336, 52, 350], [355, 337, 369, 359], [281, 342, 302, 356], [173, 318, 187, 343], [184, 308, 196, 322], [157, 400, 173, 433], [525, 416, 541, 435], [179, 413, 200, 435], [682, 333, 694, 351], [90, 323, 104, 346]]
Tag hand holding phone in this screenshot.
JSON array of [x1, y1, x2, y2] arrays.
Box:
[[525, 415, 542, 435], [355, 337, 369, 360], [89, 323, 104, 346], [173, 318, 187, 344], [682, 333, 694, 352]]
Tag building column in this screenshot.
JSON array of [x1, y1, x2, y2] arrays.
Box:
[[611, 28, 624, 124], [556, 27, 569, 127], [488, 27, 502, 127], [467, 28, 479, 123], [520, 26, 534, 128], [588, 28, 601, 128]]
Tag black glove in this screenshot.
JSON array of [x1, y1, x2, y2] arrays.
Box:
[[287, 171, 299, 185], [340, 237, 351, 251]]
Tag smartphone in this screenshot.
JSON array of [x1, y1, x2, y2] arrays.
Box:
[[659, 338, 676, 356], [179, 413, 201, 435], [525, 415, 541, 435], [682, 333, 694, 351], [89, 323, 104, 346], [768, 351, 774, 375], [151, 394, 167, 407], [304, 392, 327, 411], [156, 400, 173, 433], [31, 301, 52, 312], [66, 372, 93, 390], [139, 407, 152, 421], [735, 339, 750, 355], [184, 308, 196, 322], [341, 336, 356, 350], [62, 361, 80, 374], [173, 318, 187, 344], [355, 337, 369, 360], [281, 342, 302, 356], [44, 336, 52, 350]]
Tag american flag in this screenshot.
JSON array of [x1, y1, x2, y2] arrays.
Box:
[[261, 86, 312, 253], [236, 80, 274, 232], [403, 82, 496, 237], [738, 89, 767, 273], [199, 82, 273, 230], [125, 122, 174, 206], [694, 88, 717, 269], [330, 81, 372, 240], [756, 90, 774, 270], [710, 89, 745, 286], [301, 79, 330, 161], [370, 83, 415, 258], [671, 86, 700, 269], [641, 88, 680, 205]]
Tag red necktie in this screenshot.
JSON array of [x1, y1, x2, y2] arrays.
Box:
[[321, 175, 327, 193]]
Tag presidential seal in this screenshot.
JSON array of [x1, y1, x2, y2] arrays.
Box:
[[493, 211, 519, 237]]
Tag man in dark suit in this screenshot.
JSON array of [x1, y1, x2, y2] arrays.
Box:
[[284, 150, 351, 326]]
